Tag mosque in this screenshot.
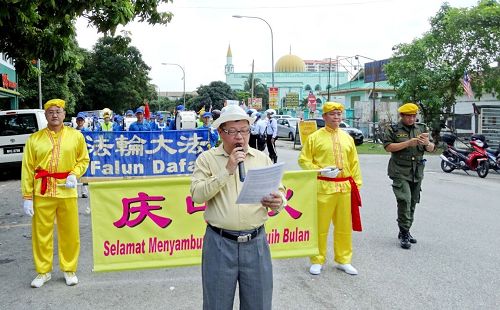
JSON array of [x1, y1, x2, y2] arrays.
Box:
[[224, 45, 402, 133], [224, 45, 349, 117]]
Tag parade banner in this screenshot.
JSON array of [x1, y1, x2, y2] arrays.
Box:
[[269, 87, 279, 109], [297, 120, 318, 145], [90, 170, 318, 272], [82, 130, 210, 178]]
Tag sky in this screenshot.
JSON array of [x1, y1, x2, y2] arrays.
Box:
[[75, 0, 480, 93]]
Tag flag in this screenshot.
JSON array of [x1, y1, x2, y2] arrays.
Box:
[[144, 102, 151, 120], [462, 71, 473, 99]]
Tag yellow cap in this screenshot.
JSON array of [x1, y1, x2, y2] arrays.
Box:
[[44, 99, 65, 110], [398, 103, 419, 115], [102, 108, 112, 118], [323, 102, 344, 114]]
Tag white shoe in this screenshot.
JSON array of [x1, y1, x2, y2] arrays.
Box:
[[309, 264, 322, 275], [64, 272, 79, 286], [336, 263, 358, 275], [31, 273, 51, 288]]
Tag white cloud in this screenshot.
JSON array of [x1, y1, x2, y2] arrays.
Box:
[[75, 0, 479, 93]]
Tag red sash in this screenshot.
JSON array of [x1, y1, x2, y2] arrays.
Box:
[[35, 169, 70, 195], [317, 176, 362, 232]]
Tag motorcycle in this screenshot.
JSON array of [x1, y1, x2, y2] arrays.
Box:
[[486, 142, 500, 173], [440, 133, 489, 178]]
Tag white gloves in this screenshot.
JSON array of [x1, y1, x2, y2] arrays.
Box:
[[65, 174, 78, 188], [23, 199, 34, 217], [321, 166, 341, 178]]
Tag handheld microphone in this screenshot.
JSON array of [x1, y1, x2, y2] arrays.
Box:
[[235, 144, 246, 182]]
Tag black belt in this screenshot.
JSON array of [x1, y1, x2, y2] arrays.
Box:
[[208, 224, 263, 243]]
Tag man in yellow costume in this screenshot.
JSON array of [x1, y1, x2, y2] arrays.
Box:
[[298, 102, 362, 276], [21, 99, 90, 288]]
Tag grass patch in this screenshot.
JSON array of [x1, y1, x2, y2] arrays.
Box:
[[356, 142, 387, 154], [356, 142, 444, 155]]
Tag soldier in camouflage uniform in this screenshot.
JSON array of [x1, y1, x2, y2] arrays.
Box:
[[383, 103, 435, 249]]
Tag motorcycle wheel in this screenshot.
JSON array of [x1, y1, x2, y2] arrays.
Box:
[[476, 161, 489, 178], [440, 159, 455, 173]]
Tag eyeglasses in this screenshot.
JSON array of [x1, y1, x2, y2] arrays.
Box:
[[222, 128, 251, 136]]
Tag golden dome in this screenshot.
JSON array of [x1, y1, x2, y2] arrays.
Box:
[[275, 54, 305, 72]]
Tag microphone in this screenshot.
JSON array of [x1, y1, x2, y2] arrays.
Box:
[[235, 144, 246, 182]]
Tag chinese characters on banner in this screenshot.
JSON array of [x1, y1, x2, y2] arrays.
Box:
[[269, 87, 279, 109], [82, 130, 210, 178], [90, 171, 319, 272]]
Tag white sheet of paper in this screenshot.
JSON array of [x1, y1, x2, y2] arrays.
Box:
[[236, 162, 285, 204]]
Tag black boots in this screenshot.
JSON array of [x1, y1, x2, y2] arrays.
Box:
[[398, 231, 417, 244], [398, 230, 416, 249]]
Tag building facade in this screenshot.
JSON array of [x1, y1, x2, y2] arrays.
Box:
[[0, 53, 19, 110], [224, 45, 348, 113]]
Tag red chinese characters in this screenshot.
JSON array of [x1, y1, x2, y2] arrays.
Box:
[[114, 192, 171, 228]]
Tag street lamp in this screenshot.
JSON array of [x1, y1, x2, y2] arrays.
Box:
[[161, 62, 185, 106], [232, 15, 274, 88], [335, 55, 357, 91]]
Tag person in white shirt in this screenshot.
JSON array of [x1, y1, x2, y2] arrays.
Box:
[[265, 109, 278, 163]]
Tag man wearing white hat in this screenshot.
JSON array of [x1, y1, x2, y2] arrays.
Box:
[[191, 104, 287, 310]]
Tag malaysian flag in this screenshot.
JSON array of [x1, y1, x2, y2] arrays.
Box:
[[462, 71, 473, 98]]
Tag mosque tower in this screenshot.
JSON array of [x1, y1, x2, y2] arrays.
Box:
[[225, 44, 234, 76]]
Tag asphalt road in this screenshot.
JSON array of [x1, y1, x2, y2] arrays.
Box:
[[1, 140, 499, 309]]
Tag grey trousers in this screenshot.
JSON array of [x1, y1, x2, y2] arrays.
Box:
[[202, 225, 273, 310]]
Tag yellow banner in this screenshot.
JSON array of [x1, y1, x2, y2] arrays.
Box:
[[90, 171, 318, 272], [298, 120, 318, 145]]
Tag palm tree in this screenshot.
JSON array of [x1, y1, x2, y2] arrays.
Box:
[[243, 73, 260, 92], [244, 74, 268, 108]]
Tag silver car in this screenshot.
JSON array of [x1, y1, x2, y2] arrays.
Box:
[[277, 118, 300, 141]]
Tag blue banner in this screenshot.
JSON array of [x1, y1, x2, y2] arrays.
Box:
[[83, 130, 210, 177]]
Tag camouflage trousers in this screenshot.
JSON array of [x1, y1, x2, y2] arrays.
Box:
[[391, 178, 422, 231]]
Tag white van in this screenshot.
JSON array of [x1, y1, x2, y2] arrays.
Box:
[[0, 109, 47, 168]]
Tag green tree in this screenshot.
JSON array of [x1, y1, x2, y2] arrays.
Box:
[[243, 74, 268, 109], [17, 58, 83, 114], [235, 90, 251, 105], [78, 35, 153, 113], [0, 1, 173, 76], [385, 0, 500, 137], [193, 81, 236, 111]]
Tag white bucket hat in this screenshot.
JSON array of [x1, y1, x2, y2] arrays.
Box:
[[212, 105, 255, 128]]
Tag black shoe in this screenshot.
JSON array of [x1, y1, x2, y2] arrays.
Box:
[[399, 232, 411, 249], [398, 232, 417, 244]]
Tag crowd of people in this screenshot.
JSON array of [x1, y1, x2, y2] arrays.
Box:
[[22, 98, 434, 310], [73, 104, 282, 161]]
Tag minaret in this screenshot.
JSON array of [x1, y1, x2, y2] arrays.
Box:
[[225, 44, 234, 75]]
